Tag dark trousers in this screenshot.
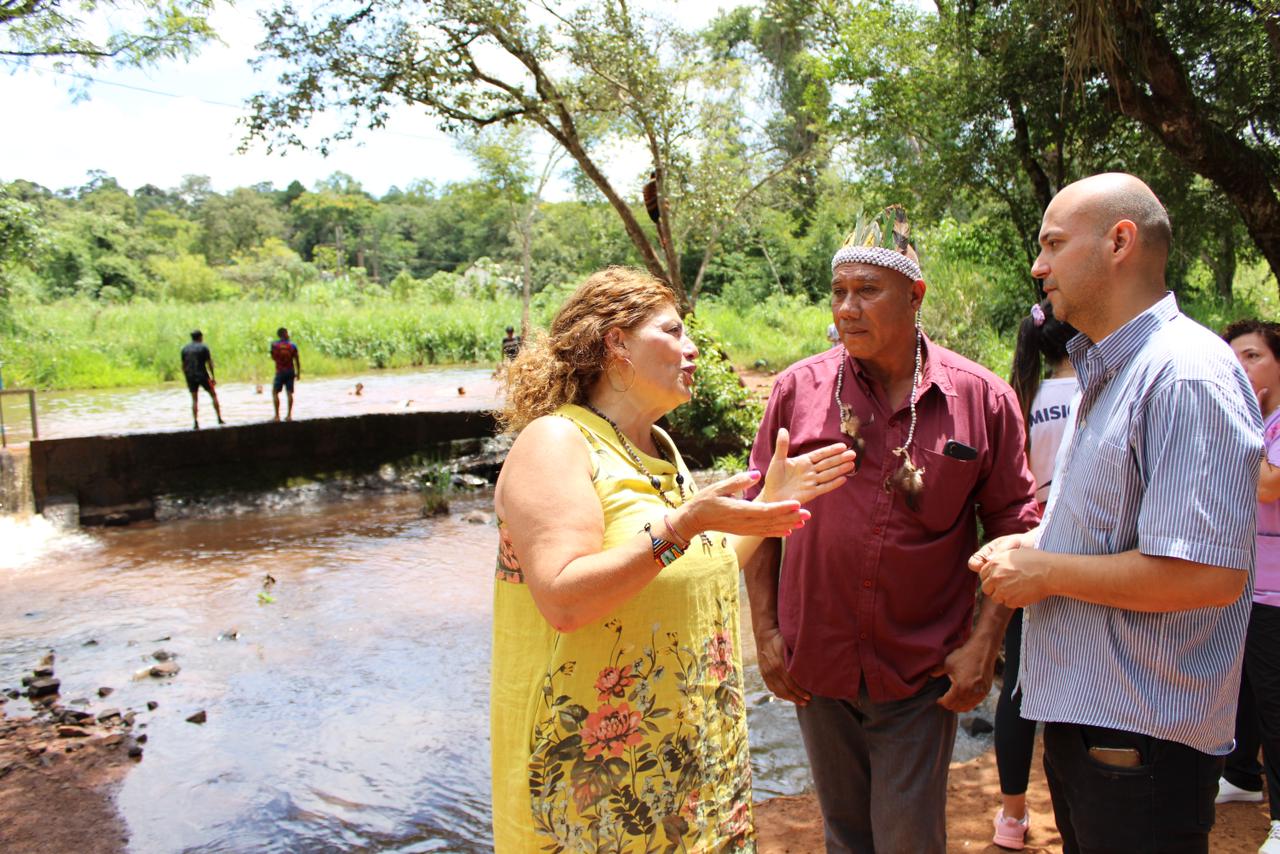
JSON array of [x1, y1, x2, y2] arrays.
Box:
[[1223, 602, 1280, 819], [794, 678, 955, 854], [995, 608, 1037, 795], [1043, 722, 1222, 854]]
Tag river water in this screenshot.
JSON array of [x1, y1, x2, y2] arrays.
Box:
[[1, 490, 858, 852]]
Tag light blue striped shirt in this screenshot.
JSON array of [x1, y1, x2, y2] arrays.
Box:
[[1021, 293, 1262, 754]]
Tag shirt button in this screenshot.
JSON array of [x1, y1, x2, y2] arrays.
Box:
[[872, 526, 882, 535], [862, 580, 872, 589], [859, 631, 868, 640]]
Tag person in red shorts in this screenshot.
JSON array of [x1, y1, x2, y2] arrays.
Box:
[[270, 327, 301, 422]]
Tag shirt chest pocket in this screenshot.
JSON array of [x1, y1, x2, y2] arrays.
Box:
[[1059, 435, 1130, 530], [909, 446, 982, 533]]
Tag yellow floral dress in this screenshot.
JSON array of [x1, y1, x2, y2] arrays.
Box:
[[491, 404, 755, 853]]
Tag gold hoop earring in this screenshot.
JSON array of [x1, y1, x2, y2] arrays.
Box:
[[607, 358, 636, 393]]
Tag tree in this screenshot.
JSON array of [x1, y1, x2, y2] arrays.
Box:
[[1055, 0, 1280, 291], [246, 0, 816, 310], [820, 0, 1261, 299], [1, 0, 219, 72], [288, 176, 377, 275], [0, 184, 41, 307], [460, 126, 564, 333], [199, 187, 287, 265]]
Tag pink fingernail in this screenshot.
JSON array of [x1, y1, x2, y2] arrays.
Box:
[[748, 470, 761, 480]]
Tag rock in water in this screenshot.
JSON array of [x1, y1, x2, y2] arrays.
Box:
[[149, 662, 180, 678], [26, 677, 60, 698], [186, 710, 207, 725]]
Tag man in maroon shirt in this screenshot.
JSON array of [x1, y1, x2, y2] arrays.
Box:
[[745, 211, 1037, 853]]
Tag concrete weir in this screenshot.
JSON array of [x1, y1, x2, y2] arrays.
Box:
[[1, 445, 34, 517], [26, 410, 497, 526]]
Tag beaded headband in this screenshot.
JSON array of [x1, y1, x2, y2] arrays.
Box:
[[830, 205, 923, 282]]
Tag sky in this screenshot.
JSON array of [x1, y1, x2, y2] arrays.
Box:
[[0, 1, 738, 200]]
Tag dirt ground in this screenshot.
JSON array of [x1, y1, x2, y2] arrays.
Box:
[[4, 696, 1270, 853], [0, 704, 133, 854], [754, 737, 1275, 853]]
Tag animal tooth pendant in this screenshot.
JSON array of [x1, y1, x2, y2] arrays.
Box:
[[839, 405, 860, 440], [838, 404, 866, 472], [889, 448, 925, 510]]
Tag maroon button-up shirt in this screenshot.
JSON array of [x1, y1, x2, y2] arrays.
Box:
[[748, 338, 1038, 702]]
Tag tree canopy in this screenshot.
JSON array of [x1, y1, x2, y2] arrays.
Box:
[[0, 0, 219, 72], [244, 0, 822, 309]]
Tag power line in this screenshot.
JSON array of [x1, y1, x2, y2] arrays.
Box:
[[0, 57, 451, 144]]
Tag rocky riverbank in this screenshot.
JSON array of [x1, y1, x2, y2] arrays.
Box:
[[0, 650, 162, 853]]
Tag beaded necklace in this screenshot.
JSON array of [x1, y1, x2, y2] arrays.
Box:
[[585, 403, 714, 552], [834, 314, 926, 509]]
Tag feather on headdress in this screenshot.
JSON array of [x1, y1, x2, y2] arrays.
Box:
[[830, 204, 923, 282]]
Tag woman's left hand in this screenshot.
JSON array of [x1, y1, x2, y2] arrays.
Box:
[[761, 428, 857, 505]]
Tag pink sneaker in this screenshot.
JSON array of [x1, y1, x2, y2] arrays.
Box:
[[993, 808, 1029, 850]]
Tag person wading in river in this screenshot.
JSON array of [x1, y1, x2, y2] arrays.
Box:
[[181, 330, 225, 430]]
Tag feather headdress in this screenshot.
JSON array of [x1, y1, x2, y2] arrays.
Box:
[[830, 204, 923, 282]]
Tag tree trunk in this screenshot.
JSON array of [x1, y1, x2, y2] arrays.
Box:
[[1006, 92, 1055, 213], [531, 116, 687, 307], [1214, 227, 1237, 303], [1098, 3, 1280, 293], [519, 217, 533, 336]]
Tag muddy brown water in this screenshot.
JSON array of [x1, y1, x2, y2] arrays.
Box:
[[2, 488, 892, 852]]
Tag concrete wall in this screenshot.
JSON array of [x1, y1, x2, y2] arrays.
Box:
[[0, 446, 33, 516], [28, 410, 497, 522]]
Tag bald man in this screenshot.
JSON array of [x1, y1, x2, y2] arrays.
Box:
[[971, 173, 1262, 853]]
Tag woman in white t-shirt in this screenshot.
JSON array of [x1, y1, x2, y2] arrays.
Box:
[[991, 299, 1078, 850]]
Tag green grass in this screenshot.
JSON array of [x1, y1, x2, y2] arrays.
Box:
[[0, 295, 525, 389], [1, 257, 1274, 391]]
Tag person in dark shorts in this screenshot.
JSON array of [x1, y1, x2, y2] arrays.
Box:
[[270, 327, 301, 422], [501, 326, 521, 360], [181, 330, 224, 430]]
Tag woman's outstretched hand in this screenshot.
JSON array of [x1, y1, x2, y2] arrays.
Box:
[[761, 428, 857, 505], [676, 470, 811, 539]]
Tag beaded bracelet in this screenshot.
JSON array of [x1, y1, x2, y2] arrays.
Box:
[[644, 522, 685, 568], [663, 514, 691, 550]]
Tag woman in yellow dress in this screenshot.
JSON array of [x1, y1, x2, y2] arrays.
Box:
[[491, 267, 856, 852]]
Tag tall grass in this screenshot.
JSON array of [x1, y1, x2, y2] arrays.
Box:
[[0, 295, 526, 389], [2, 258, 1274, 391]]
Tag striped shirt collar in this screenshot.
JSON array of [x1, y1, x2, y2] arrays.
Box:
[[1067, 292, 1179, 389]]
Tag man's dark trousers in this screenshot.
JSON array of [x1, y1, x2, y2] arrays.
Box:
[[1043, 721, 1222, 854]]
